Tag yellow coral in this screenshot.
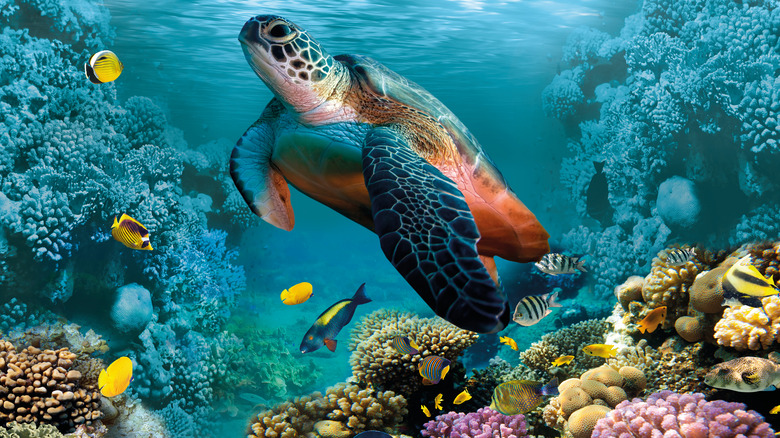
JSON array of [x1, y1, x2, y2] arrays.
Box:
[[642, 247, 708, 329], [349, 310, 478, 394], [567, 405, 611, 438], [714, 296, 780, 350]]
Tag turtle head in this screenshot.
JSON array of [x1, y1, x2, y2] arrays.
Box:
[[239, 15, 342, 114]]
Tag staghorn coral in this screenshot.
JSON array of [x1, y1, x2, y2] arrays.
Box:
[[247, 382, 406, 438], [0, 340, 101, 432], [520, 319, 609, 372], [349, 310, 478, 395], [591, 390, 775, 437], [421, 407, 528, 438], [714, 295, 780, 351]]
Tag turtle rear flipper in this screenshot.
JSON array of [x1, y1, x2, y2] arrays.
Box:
[[361, 127, 510, 334], [230, 101, 295, 231]]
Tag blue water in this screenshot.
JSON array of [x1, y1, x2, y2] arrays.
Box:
[[4, 0, 780, 436]]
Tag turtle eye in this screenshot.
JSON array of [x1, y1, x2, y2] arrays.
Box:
[[266, 20, 297, 43]]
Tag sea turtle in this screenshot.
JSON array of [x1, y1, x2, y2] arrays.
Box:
[[231, 15, 549, 333]]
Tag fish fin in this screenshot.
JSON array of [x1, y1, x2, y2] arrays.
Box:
[[111, 216, 118, 229], [422, 377, 433, 385], [576, 259, 587, 272], [764, 385, 777, 391], [722, 297, 742, 307], [541, 377, 559, 396], [361, 126, 511, 334], [351, 283, 372, 305], [768, 352, 780, 364], [230, 106, 295, 231], [409, 339, 420, 353], [638, 324, 647, 334], [324, 338, 337, 352], [440, 365, 450, 381], [593, 161, 605, 173], [547, 289, 562, 308]]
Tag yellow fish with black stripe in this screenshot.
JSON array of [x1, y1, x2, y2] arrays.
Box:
[[722, 255, 778, 307], [300, 283, 371, 353], [111, 214, 153, 250], [85, 50, 123, 84]]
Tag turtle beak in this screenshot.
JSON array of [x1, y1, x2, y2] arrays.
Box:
[[239, 18, 267, 49]]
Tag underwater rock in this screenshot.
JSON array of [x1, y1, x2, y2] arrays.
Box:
[[110, 283, 153, 333], [614, 276, 644, 311], [674, 316, 704, 343], [656, 176, 700, 229]]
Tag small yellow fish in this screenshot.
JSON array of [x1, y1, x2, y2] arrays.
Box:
[[280, 282, 313, 305], [582, 344, 618, 358], [500, 336, 518, 351], [421, 405, 431, 417], [453, 389, 471, 405], [111, 214, 152, 250], [85, 50, 123, 84], [434, 393, 442, 410], [98, 356, 133, 397], [770, 404, 780, 415], [638, 306, 667, 334], [551, 355, 575, 367]]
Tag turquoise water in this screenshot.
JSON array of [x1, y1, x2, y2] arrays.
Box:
[[3, 0, 780, 436]]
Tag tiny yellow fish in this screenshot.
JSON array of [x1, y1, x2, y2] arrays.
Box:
[[434, 393, 442, 410], [421, 405, 431, 417], [98, 356, 133, 397], [453, 389, 471, 405], [111, 214, 152, 250], [638, 306, 667, 334], [85, 50, 123, 84], [499, 336, 518, 351], [582, 344, 618, 358], [770, 404, 780, 415], [551, 355, 575, 367], [280, 282, 313, 305]]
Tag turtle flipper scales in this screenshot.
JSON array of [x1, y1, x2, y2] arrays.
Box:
[[362, 126, 510, 334], [230, 100, 294, 231]]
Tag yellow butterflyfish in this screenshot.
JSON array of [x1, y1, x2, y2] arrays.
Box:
[[98, 356, 133, 397], [85, 50, 123, 84], [582, 344, 618, 358], [453, 389, 471, 405], [111, 214, 152, 250], [551, 355, 575, 367], [499, 336, 518, 351], [434, 393, 442, 410], [280, 282, 313, 305]]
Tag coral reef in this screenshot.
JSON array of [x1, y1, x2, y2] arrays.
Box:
[[519, 319, 610, 373], [542, 365, 645, 438], [714, 295, 780, 351], [0, 421, 64, 438], [421, 407, 528, 438], [247, 382, 407, 438], [591, 390, 776, 437], [0, 340, 101, 432], [349, 310, 478, 395]]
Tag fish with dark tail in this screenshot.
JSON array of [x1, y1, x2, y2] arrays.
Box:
[[300, 283, 371, 353]]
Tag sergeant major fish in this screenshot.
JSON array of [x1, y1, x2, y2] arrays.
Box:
[[300, 283, 371, 353], [666, 247, 696, 266], [512, 289, 562, 326], [535, 253, 586, 275], [704, 355, 780, 392]]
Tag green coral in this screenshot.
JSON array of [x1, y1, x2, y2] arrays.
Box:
[[0, 422, 62, 438]]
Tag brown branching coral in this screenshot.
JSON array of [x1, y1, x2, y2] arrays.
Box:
[[0, 340, 102, 432], [247, 382, 407, 438], [349, 310, 478, 394], [520, 319, 610, 372]]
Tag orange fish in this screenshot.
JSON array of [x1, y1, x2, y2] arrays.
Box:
[[637, 306, 667, 334]]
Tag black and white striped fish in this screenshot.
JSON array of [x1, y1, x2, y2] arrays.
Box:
[[512, 289, 562, 326], [535, 253, 586, 275], [665, 247, 696, 266]]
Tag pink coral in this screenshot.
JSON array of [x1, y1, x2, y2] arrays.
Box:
[[592, 390, 775, 438], [421, 407, 528, 438]]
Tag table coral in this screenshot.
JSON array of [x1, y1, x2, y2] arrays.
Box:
[[0, 340, 101, 432], [349, 310, 478, 395], [247, 382, 406, 438], [591, 390, 775, 437], [421, 407, 528, 438]]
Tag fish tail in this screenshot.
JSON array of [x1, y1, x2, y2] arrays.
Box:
[[576, 259, 587, 272], [638, 325, 647, 334], [112, 216, 118, 228], [351, 283, 371, 305], [541, 377, 559, 396], [547, 289, 562, 308]]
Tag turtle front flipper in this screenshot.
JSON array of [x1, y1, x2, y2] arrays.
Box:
[[230, 101, 294, 231], [362, 127, 510, 334]]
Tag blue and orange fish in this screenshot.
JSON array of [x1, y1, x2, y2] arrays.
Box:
[[300, 283, 371, 353], [419, 355, 451, 385], [111, 214, 152, 250], [392, 336, 420, 355]]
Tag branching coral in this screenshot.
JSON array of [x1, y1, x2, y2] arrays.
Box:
[[591, 390, 775, 437], [519, 319, 610, 372], [349, 310, 478, 395], [247, 382, 407, 438], [421, 407, 528, 438], [714, 295, 780, 351]]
